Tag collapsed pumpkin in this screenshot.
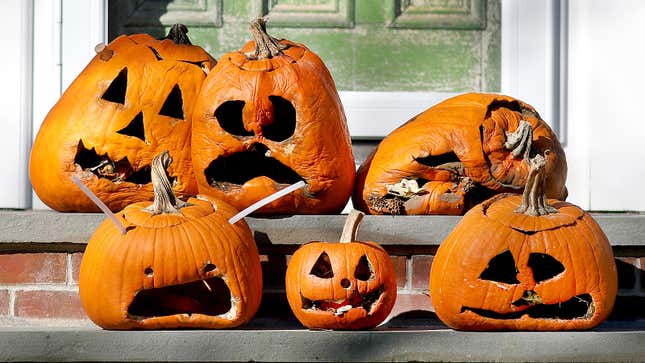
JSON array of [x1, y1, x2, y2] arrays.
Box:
[[79, 151, 262, 329], [285, 210, 397, 329], [429, 153, 617, 331], [353, 93, 567, 215], [30, 25, 215, 212], [191, 18, 355, 214]]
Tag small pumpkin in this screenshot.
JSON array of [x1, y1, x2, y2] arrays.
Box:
[[79, 151, 262, 329], [353, 93, 567, 215], [30, 25, 215, 212], [429, 153, 617, 331], [285, 210, 397, 329], [191, 18, 355, 215]]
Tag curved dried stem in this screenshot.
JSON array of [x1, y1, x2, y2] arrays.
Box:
[[514, 153, 558, 216], [165, 24, 192, 45], [243, 18, 288, 60], [340, 210, 364, 243], [505, 120, 533, 160], [144, 151, 189, 215]]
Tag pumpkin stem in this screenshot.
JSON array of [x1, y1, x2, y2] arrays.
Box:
[[504, 120, 533, 160], [144, 151, 189, 215], [165, 24, 192, 45], [244, 17, 288, 60], [340, 210, 364, 243], [515, 152, 558, 216]]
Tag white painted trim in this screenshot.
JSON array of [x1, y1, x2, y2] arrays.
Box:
[[0, 0, 33, 209]]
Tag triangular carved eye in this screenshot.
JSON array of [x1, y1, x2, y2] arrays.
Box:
[[102, 68, 128, 104], [262, 96, 296, 142], [479, 250, 520, 284], [215, 100, 253, 136], [117, 112, 145, 142], [159, 84, 184, 120], [354, 255, 374, 281], [310, 252, 333, 279], [528, 253, 565, 283]]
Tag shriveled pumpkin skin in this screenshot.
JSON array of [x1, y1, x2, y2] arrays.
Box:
[[353, 93, 567, 215], [30, 30, 215, 212], [191, 20, 355, 215], [429, 194, 617, 331]]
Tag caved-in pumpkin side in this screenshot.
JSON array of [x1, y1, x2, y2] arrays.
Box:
[[353, 93, 568, 215], [429, 154, 617, 331], [30, 25, 216, 212], [79, 151, 262, 330], [285, 210, 397, 330], [191, 18, 355, 215]]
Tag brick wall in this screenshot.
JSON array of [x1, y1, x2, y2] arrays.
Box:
[[0, 251, 643, 326]]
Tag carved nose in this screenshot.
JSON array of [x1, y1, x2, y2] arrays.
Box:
[[512, 290, 542, 306], [340, 278, 351, 289]]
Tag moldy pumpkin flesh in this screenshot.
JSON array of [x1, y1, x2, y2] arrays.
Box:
[[353, 93, 567, 215], [191, 19, 355, 214], [30, 25, 215, 212]]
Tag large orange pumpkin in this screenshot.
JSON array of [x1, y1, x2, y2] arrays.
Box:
[[285, 210, 397, 329], [429, 154, 617, 331], [30, 25, 215, 212], [191, 18, 355, 215], [79, 151, 262, 329], [353, 93, 567, 215]]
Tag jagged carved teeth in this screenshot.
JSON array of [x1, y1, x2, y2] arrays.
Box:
[[300, 286, 384, 316], [74, 140, 152, 185]]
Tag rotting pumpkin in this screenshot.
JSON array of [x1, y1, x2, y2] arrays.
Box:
[[353, 93, 568, 215], [285, 210, 397, 330], [191, 18, 355, 215], [79, 151, 262, 329], [429, 153, 617, 331], [30, 25, 215, 212]]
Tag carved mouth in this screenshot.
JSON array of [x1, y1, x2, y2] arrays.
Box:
[[74, 140, 152, 184], [127, 277, 233, 320], [204, 143, 303, 189], [301, 286, 384, 316], [461, 293, 594, 320]]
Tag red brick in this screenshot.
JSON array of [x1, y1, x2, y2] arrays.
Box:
[[387, 292, 434, 321], [0, 253, 66, 284], [391, 256, 407, 288], [14, 290, 87, 319], [411, 255, 433, 289], [70, 253, 84, 284], [0, 290, 10, 316], [615, 257, 637, 290]]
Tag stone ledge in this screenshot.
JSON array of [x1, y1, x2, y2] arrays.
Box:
[[1, 321, 644, 362], [1, 211, 644, 253]]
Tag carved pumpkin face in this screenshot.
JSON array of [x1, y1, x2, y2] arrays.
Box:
[[429, 157, 617, 331], [353, 93, 567, 215], [79, 152, 262, 329], [285, 211, 396, 329], [191, 19, 355, 214], [30, 26, 215, 212]]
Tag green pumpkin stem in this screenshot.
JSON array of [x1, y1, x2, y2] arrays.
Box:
[[515, 153, 558, 216], [144, 151, 189, 215], [165, 24, 192, 45], [244, 17, 288, 60], [340, 210, 364, 243]]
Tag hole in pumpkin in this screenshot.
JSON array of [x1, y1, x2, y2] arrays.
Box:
[[479, 250, 520, 285], [462, 293, 594, 320], [147, 46, 163, 61], [203, 262, 216, 274], [301, 285, 385, 315], [414, 151, 460, 168], [354, 255, 374, 281], [262, 96, 296, 142], [310, 252, 333, 279], [101, 67, 127, 104], [340, 278, 351, 289], [74, 140, 152, 185], [127, 277, 232, 319], [528, 253, 565, 283], [159, 84, 184, 120], [215, 100, 253, 137], [116, 112, 146, 142], [144, 267, 154, 277], [204, 143, 303, 187]]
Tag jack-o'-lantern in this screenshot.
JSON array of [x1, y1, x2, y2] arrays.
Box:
[[429, 154, 617, 331], [353, 93, 567, 215], [191, 18, 355, 214], [30, 25, 216, 212], [285, 210, 396, 329], [79, 151, 262, 329]]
